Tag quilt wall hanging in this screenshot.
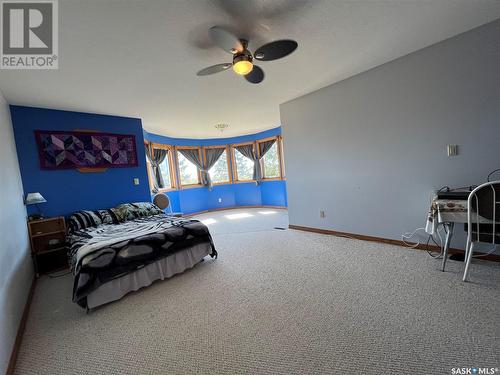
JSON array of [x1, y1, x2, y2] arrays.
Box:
[[35, 130, 138, 170]]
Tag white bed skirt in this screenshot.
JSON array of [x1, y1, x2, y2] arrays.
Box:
[[86, 243, 212, 309]]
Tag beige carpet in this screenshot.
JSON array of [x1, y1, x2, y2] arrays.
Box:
[[14, 209, 500, 374]]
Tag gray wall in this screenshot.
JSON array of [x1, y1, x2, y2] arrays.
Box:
[[0, 91, 33, 374], [280, 20, 500, 251]]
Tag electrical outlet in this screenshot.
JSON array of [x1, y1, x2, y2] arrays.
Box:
[[218, 198, 222, 203], [133, 178, 139, 185], [320, 210, 325, 218], [447, 145, 458, 156]]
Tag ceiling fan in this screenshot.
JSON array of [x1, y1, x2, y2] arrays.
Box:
[[196, 26, 298, 84]]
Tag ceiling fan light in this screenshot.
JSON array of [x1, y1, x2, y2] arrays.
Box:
[[233, 60, 253, 75]]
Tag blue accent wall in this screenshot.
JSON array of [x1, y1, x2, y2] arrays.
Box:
[[144, 127, 288, 214], [261, 180, 288, 207], [10, 105, 287, 218], [10, 106, 151, 217]]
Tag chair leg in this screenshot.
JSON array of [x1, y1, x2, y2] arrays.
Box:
[[464, 235, 471, 261], [441, 247, 448, 272], [441, 223, 453, 272], [441, 224, 452, 272], [463, 242, 475, 282]]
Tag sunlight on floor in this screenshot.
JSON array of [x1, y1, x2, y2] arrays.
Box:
[[200, 218, 217, 225], [194, 208, 288, 235], [258, 210, 277, 215], [224, 212, 254, 220]]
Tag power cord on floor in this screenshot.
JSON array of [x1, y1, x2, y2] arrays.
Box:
[[403, 226, 499, 260], [401, 226, 444, 258], [402, 227, 427, 249], [425, 232, 443, 259]]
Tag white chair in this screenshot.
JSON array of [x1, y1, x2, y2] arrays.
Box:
[[463, 181, 500, 281]]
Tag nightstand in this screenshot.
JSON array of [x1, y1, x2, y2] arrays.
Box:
[[28, 217, 68, 277]]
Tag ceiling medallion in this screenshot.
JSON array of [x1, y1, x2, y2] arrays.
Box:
[[214, 123, 229, 132]]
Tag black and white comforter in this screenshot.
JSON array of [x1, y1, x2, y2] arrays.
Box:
[[68, 214, 217, 308]]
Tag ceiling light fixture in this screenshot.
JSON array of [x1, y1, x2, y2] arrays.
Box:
[[214, 123, 229, 132], [196, 26, 298, 84], [232, 54, 253, 75]]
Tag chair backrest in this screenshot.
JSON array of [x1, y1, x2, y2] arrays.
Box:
[[153, 193, 170, 210], [467, 181, 500, 243]]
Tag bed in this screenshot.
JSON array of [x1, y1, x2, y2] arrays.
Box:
[[66, 203, 217, 310]]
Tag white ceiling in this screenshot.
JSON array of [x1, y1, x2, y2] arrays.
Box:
[[1, 0, 499, 138]]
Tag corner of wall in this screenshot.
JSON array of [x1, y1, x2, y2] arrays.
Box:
[[0, 93, 33, 375]]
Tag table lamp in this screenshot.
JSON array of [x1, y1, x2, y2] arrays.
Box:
[[25, 192, 47, 221]]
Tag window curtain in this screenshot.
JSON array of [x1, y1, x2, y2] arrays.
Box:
[[145, 143, 168, 193], [203, 148, 225, 190], [178, 148, 205, 185], [179, 148, 225, 190], [235, 144, 261, 183], [236, 140, 276, 184], [258, 140, 276, 162]]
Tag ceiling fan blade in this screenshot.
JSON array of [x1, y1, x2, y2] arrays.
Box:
[[254, 40, 298, 61], [197, 63, 232, 76], [209, 26, 244, 54], [245, 65, 264, 84]]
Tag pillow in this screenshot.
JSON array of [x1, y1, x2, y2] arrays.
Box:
[[110, 203, 135, 222], [130, 202, 164, 217], [110, 202, 163, 223], [67, 210, 103, 233], [95, 209, 119, 225], [69, 202, 164, 232]]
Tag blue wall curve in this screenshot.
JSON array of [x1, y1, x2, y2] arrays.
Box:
[[10, 105, 287, 217], [144, 127, 287, 214]]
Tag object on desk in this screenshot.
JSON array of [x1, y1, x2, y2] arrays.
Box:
[[426, 192, 484, 272], [25, 192, 47, 220], [436, 191, 471, 200], [463, 181, 500, 282], [28, 217, 67, 277], [426, 198, 468, 236], [427, 185, 497, 273]]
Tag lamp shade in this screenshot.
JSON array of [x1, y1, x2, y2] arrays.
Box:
[[25, 192, 47, 205]]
